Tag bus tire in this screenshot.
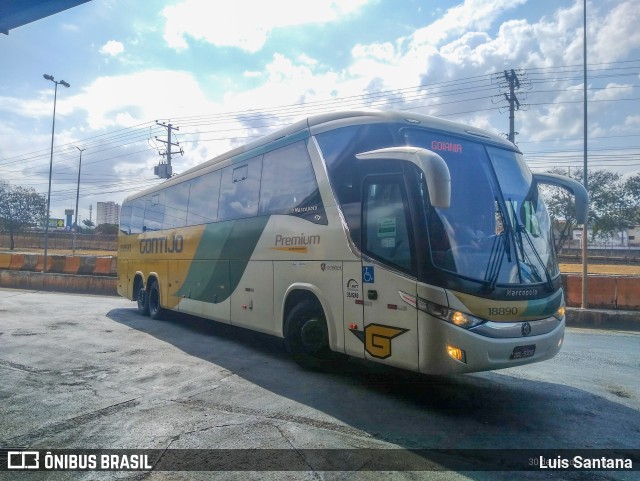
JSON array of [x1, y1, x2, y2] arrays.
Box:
[[136, 279, 149, 316], [284, 299, 334, 369], [148, 280, 164, 320]]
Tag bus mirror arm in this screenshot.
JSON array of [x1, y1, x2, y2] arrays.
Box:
[[533, 173, 589, 224], [355, 147, 451, 208]]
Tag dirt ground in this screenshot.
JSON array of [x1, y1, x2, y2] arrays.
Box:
[[559, 263, 640, 276]]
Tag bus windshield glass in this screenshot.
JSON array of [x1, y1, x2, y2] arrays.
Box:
[[403, 129, 558, 286]]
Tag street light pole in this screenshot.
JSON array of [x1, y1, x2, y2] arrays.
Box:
[[43, 74, 70, 273], [72, 146, 86, 256], [581, 0, 589, 308]]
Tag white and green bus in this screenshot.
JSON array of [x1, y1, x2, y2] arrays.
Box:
[[118, 110, 587, 374]]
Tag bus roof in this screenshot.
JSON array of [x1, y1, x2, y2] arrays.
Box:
[[124, 109, 516, 202]]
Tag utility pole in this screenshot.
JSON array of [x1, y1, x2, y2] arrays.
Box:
[[72, 146, 86, 256], [504, 70, 520, 143], [154, 121, 183, 179], [493, 69, 530, 144], [581, 0, 589, 309]]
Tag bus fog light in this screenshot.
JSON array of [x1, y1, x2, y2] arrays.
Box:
[[447, 344, 466, 363]]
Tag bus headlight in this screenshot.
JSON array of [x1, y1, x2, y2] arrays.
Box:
[[449, 310, 485, 328], [553, 300, 566, 320], [418, 299, 485, 329]]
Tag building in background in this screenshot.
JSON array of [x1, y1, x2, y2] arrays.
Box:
[[629, 225, 639, 247], [96, 201, 120, 226]]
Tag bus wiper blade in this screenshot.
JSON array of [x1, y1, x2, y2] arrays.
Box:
[[484, 233, 504, 292], [483, 199, 513, 292], [516, 223, 554, 291]]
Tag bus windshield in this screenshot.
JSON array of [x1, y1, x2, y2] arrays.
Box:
[[404, 130, 558, 286]]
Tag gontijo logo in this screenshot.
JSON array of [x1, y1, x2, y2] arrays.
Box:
[[139, 235, 183, 254], [349, 324, 409, 359]]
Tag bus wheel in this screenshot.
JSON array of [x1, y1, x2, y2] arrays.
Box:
[[284, 300, 332, 369], [148, 281, 164, 320], [136, 281, 149, 316]]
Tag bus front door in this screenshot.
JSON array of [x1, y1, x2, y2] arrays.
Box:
[[358, 175, 419, 371]]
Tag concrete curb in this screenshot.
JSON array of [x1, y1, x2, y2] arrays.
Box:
[[0, 252, 116, 276], [0, 270, 117, 296], [566, 307, 640, 332]]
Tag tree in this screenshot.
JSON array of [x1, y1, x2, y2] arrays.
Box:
[[540, 168, 579, 251], [82, 219, 95, 228], [540, 168, 639, 250], [94, 223, 119, 235], [625, 174, 640, 225], [0, 181, 47, 250]]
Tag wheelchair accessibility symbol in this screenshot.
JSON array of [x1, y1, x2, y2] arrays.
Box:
[[362, 266, 375, 283]]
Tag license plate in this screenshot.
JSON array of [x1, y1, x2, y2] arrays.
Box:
[[511, 344, 536, 360]]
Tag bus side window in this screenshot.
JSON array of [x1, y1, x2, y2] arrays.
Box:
[[186, 170, 221, 226], [120, 204, 132, 234], [143, 192, 165, 231], [130, 199, 144, 234], [259, 141, 322, 219], [218, 156, 262, 221], [163, 182, 190, 229]]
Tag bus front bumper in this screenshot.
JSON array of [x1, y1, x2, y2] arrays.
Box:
[[418, 316, 565, 375]]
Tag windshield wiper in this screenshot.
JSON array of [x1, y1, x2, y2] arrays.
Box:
[[509, 199, 553, 291], [514, 221, 554, 291], [483, 198, 512, 292]]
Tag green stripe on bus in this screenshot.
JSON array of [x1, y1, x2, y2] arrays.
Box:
[[175, 216, 270, 303], [521, 289, 563, 317]]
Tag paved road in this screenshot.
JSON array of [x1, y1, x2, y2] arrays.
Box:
[[0, 288, 638, 480]]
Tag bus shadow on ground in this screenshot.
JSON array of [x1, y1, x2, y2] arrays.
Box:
[[107, 307, 639, 474]]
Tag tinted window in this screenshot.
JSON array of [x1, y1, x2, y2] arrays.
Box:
[[143, 193, 164, 231], [163, 182, 190, 229], [187, 170, 221, 226], [130, 198, 144, 234], [316, 124, 401, 247], [120, 204, 132, 234], [363, 176, 414, 273], [259, 141, 325, 224], [218, 156, 262, 221]]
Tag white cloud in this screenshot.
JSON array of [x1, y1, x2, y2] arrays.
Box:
[[162, 0, 369, 52], [68, 70, 213, 130], [592, 83, 633, 102], [225, 53, 344, 113], [411, 0, 527, 47], [624, 115, 640, 127], [99, 40, 125, 57], [591, 0, 640, 64]]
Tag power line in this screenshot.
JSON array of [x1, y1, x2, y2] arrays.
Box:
[[1, 59, 638, 202]]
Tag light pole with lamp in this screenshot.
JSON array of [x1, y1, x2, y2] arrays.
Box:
[[72, 146, 86, 256], [43, 74, 70, 273]]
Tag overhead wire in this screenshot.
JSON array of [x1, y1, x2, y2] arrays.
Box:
[[0, 59, 638, 200]]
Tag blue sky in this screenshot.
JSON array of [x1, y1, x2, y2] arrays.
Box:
[[0, 0, 638, 223]]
